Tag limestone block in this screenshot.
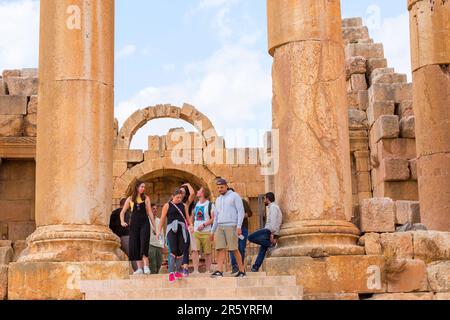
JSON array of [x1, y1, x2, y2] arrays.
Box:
[[0, 95, 28, 115], [342, 26, 370, 44], [266, 255, 386, 295], [148, 136, 161, 151], [27, 95, 38, 114], [0, 265, 7, 300], [0, 115, 23, 137], [348, 109, 368, 130], [342, 18, 363, 28], [399, 116, 415, 139], [0, 200, 32, 222], [350, 74, 368, 91], [0, 246, 13, 264], [345, 43, 384, 60], [367, 101, 396, 127], [381, 232, 414, 260], [413, 231, 450, 263], [7, 222, 35, 241], [417, 154, 450, 231], [427, 261, 450, 293], [369, 83, 412, 105], [359, 233, 381, 255], [357, 172, 372, 193], [373, 181, 419, 201], [2, 69, 21, 80], [360, 198, 396, 233], [395, 201, 420, 225], [376, 138, 417, 161], [347, 91, 359, 108], [413, 65, 450, 157], [0, 240, 12, 247], [0, 79, 4, 95], [346, 56, 367, 79], [435, 293, 450, 300], [354, 151, 370, 172], [5, 77, 38, 96], [358, 91, 369, 111], [409, 159, 418, 181], [372, 73, 407, 85], [21, 68, 37, 78], [366, 58, 388, 75], [368, 292, 433, 300], [398, 100, 414, 118], [112, 161, 128, 178], [387, 259, 428, 293], [369, 68, 394, 85], [113, 149, 144, 163], [380, 158, 410, 182], [24, 113, 37, 137], [12, 241, 27, 262], [371, 115, 400, 143]]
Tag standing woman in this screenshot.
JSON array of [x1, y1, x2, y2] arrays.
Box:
[[157, 189, 194, 283], [180, 183, 195, 277], [120, 180, 157, 275]]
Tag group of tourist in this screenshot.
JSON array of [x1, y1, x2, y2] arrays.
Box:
[[109, 178, 283, 282]]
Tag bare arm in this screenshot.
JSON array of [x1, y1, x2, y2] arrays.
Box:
[[184, 183, 195, 206], [157, 204, 169, 236], [120, 198, 131, 227], [185, 204, 194, 231], [145, 197, 156, 235]]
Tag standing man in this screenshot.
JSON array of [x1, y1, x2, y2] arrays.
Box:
[[248, 192, 283, 272], [229, 196, 253, 274], [210, 179, 246, 278], [149, 204, 164, 274]]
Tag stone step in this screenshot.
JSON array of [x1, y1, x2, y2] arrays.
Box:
[[83, 285, 303, 300], [129, 271, 267, 280], [80, 275, 297, 291], [371, 73, 408, 85]]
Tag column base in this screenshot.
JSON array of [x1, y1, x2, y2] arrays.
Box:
[[272, 220, 365, 257], [8, 261, 130, 300], [265, 255, 386, 295]]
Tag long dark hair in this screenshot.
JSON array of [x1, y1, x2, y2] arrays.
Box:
[[180, 184, 190, 204], [132, 180, 147, 204]]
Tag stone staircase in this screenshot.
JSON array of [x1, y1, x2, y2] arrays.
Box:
[[80, 272, 303, 300]]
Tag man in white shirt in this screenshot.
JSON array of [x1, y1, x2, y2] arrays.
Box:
[[248, 192, 283, 272], [149, 204, 165, 274], [191, 187, 215, 274]]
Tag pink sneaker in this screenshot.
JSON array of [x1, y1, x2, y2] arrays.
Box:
[[169, 273, 176, 283], [175, 272, 183, 280]]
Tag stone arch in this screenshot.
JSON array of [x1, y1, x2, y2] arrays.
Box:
[[113, 158, 220, 201], [115, 103, 218, 149]]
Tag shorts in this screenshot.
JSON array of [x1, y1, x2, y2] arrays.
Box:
[[193, 231, 212, 255], [215, 226, 239, 252]]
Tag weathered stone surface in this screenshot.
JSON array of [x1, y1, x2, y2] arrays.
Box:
[[371, 115, 400, 143], [380, 158, 410, 182], [2, 69, 21, 80], [0, 79, 5, 95], [359, 233, 381, 255], [375, 138, 417, 161], [5, 77, 38, 96], [413, 231, 450, 263], [350, 74, 368, 91], [381, 232, 414, 260], [346, 56, 366, 79], [8, 261, 130, 300], [372, 73, 407, 85], [367, 101, 395, 127], [348, 109, 368, 130], [360, 198, 395, 233], [342, 18, 363, 28], [0, 240, 12, 248], [0, 265, 7, 300], [358, 90, 369, 111], [12, 241, 27, 262], [0, 246, 13, 265], [24, 113, 37, 137], [368, 292, 434, 300], [0, 200, 32, 222], [409, 159, 418, 180], [28, 95, 37, 114], [417, 154, 450, 232], [266, 255, 386, 294], [373, 181, 419, 201], [435, 293, 450, 300], [387, 259, 428, 293], [398, 100, 414, 118], [399, 116, 415, 138], [21, 68, 37, 78], [427, 261, 450, 293], [0, 115, 23, 137], [0, 95, 28, 115], [113, 149, 144, 163], [395, 201, 421, 225], [366, 58, 388, 75], [7, 222, 35, 241], [345, 43, 384, 60], [304, 293, 359, 300]]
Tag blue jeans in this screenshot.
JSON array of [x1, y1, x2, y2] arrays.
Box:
[[230, 227, 248, 272], [248, 229, 272, 271]]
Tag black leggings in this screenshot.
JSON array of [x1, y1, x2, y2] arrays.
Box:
[[128, 213, 150, 261], [182, 234, 190, 265], [167, 228, 186, 257]]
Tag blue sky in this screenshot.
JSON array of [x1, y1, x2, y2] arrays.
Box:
[[0, 0, 411, 149]]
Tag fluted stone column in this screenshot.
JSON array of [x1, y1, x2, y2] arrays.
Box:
[[267, 0, 363, 257], [408, 0, 450, 232], [8, 0, 128, 300]]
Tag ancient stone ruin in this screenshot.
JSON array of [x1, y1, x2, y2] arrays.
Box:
[[0, 0, 449, 300]]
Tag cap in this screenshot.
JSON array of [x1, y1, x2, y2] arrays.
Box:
[[216, 178, 228, 186]]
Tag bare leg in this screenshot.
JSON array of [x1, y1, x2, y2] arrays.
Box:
[[192, 251, 200, 273], [205, 254, 212, 273], [136, 260, 144, 270], [143, 256, 149, 267], [216, 249, 226, 273], [233, 250, 245, 272]]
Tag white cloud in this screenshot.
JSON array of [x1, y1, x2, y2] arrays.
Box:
[[0, 0, 39, 72], [367, 13, 412, 81], [116, 44, 137, 60]]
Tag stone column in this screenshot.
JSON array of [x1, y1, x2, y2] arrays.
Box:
[[8, 0, 128, 300], [267, 0, 363, 257], [408, 0, 450, 232]]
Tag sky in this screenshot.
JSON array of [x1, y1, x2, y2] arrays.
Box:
[[0, 0, 411, 149]]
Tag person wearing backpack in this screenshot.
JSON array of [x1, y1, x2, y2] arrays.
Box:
[[191, 187, 215, 274]]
